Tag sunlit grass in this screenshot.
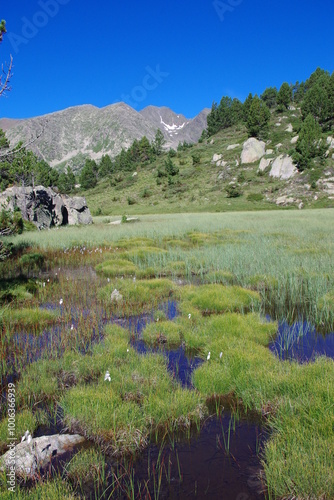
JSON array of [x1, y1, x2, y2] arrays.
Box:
[[61, 326, 205, 455], [0, 478, 76, 499], [95, 258, 138, 277], [180, 284, 261, 314], [2, 308, 58, 333], [65, 447, 107, 494], [98, 278, 178, 316], [142, 321, 182, 348]]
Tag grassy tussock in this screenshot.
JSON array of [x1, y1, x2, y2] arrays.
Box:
[[2, 308, 58, 333], [65, 447, 107, 492], [61, 326, 205, 455], [204, 270, 235, 285], [16, 359, 61, 408], [142, 321, 182, 348], [98, 278, 178, 316], [180, 284, 261, 315], [95, 258, 138, 277]]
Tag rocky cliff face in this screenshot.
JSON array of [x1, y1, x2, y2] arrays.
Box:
[[0, 103, 209, 172], [0, 186, 92, 229]]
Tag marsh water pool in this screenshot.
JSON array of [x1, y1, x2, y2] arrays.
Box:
[[269, 319, 334, 362]]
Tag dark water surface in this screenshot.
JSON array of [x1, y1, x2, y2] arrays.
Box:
[[98, 412, 266, 500], [269, 319, 334, 362]]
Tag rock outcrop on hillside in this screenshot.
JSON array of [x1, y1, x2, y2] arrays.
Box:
[[269, 155, 297, 180], [241, 138, 266, 164], [0, 186, 92, 229]]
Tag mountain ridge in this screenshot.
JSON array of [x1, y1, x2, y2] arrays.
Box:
[[0, 103, 209, 172]]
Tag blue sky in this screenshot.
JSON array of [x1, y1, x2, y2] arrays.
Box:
[[1, 0, 334, 119]]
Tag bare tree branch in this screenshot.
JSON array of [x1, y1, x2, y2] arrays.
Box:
[[0, 54, 13, 97], [0, 126, 45, 160]]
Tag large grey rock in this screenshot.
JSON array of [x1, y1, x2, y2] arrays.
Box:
[[258, 158, 272, 172], [0, 434, 85, 478], [270, 155, 297, 180], [61, 194, 93, 225], [0, 186, 92, 229], [241, 138, 266, 164]]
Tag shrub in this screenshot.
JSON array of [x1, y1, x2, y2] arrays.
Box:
[[165, 158, 179, 177], [140, 188, 151, 198], [192, 152, 201, 166], [127, 196, 136, 205], [19, 252, 45, 271], [225, 184, 243, 198], [247, 193, 264, 202]]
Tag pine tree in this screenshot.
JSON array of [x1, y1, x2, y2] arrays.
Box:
[[246, 97, 270, 138], [58, 167, 76, 193], [243, 93, 254, 121], [164, 157, 179, 176], [99, 154, 113, 178], [152, 129, 166, 156], [277, 82, 292, 110], [293, 114, 325, 171], [207, 101, 219, 136], [0, 20, 6, 42], [0, 20, 12, 97], [301, 73, 333, 130], [260, 87, 278, 109], [0, 128, 9, 150], [138, 136, 152, 163], [292, 81, 305, 103], [79, 160, 97, 190]]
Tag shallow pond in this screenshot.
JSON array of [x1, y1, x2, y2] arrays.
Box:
[[28, 410, 266, 500], [103, 412, 266, 500], [269, 319, 334, 362]]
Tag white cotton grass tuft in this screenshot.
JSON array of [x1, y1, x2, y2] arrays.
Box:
[[188, 313, 191, 319], [220, 351, 223, 359], [207, 352, 211, 361], [21, 430, 32, 443], [59, 298, 63, 305], [104, 370, 111, 382]]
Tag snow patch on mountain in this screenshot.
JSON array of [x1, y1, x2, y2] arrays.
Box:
[[160, 116, 188, 135]]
